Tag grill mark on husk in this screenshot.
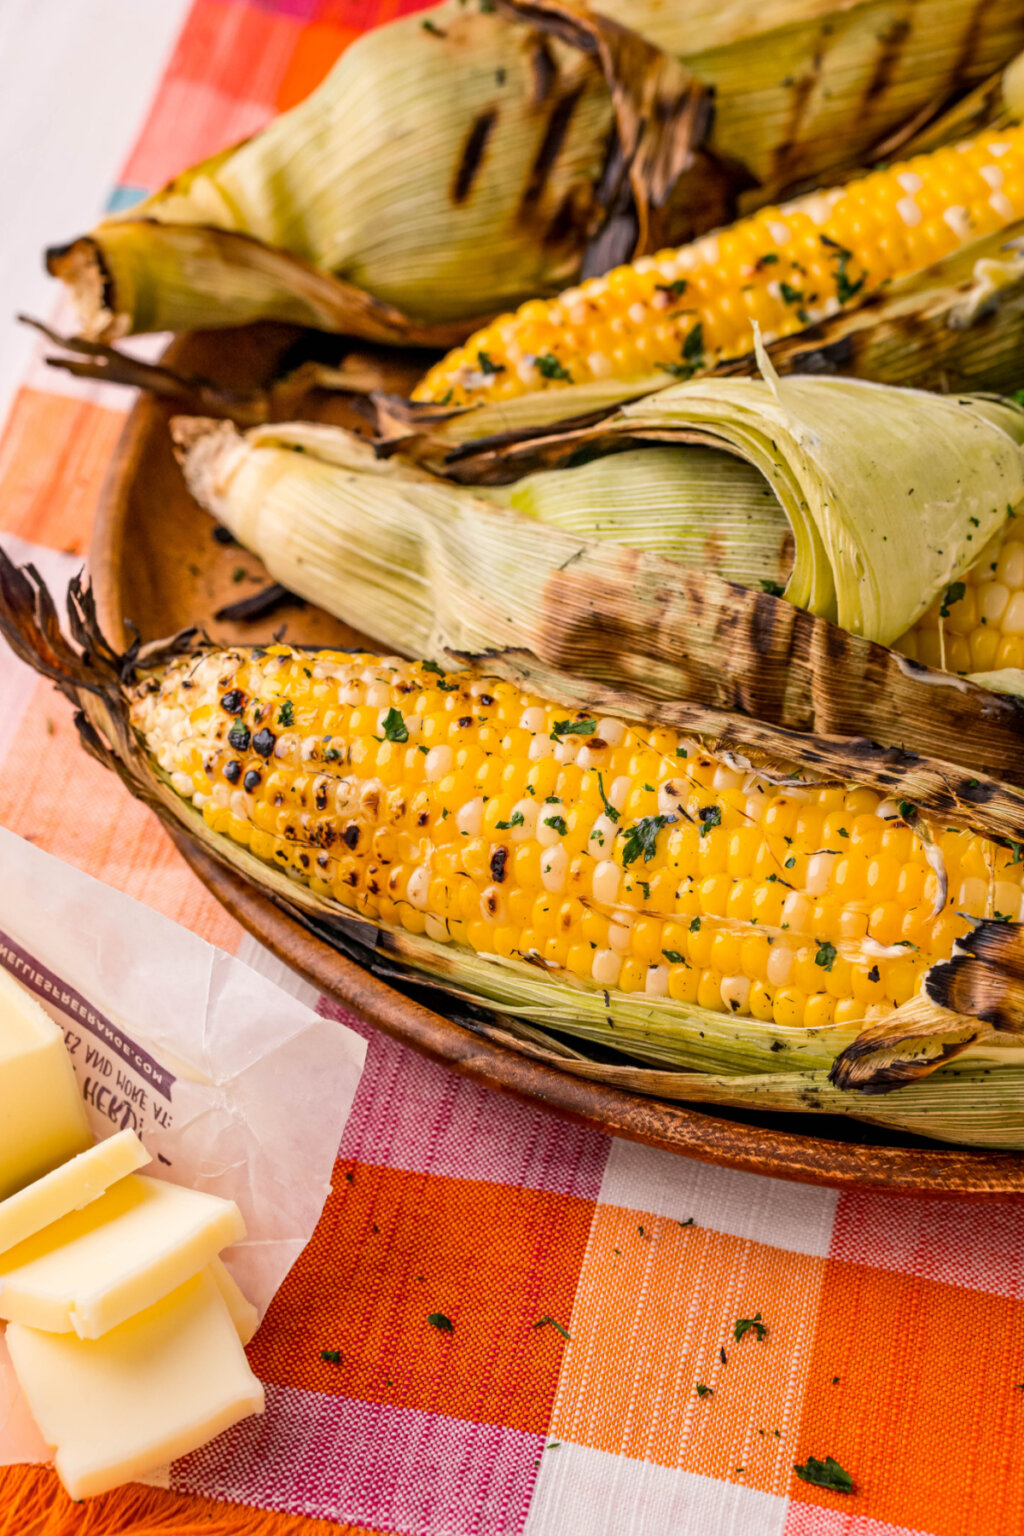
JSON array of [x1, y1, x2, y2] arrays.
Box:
[[520, 87, 585, 210], [452, 111, 498, 205]]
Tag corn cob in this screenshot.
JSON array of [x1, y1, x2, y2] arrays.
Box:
[[132, 646, 1024, 1036], [414, 123, 1024, 407]]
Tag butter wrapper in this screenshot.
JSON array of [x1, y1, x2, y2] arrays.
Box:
[[0, 823, 365, 1461]]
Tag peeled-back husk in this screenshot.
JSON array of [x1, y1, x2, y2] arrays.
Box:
[[2, 551, 1024, 1142], [46, 0, 1024, 341], [173, 367, 1024, 806]]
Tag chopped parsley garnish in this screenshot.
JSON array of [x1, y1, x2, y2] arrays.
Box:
[[382, 707, 409, 743], [838, 826, 849, 838], [655, 279, 688, 297], [663, 950, 687, 964], [757, 253, 779, 266], [697, 805, 722, 834], [676, 746, 688, 758], [815, 941, 837, 973], [533, 1316, 571, 1341], [421, 17, 446, 32], [940, 581, 966, 618], [734, 1313, 767, 1343], [779, 280, 805, 305], [820, 234, 866, 305], [897, 800, 916, 820], [690, 916, 701, 933], [438, 680, 458, 692], [552, 718, 596, 736], [320, 1349, 341, 1363], [784, 856, 796, 869], [277, 700, 294, 727], [535, 353, 572, 381], [421, 658, 445, 676], [760, 579, 786, 596], [793, 1455, 854, 1494], [477, 349, 504, 375], [695, 1383, 713, 1398], [545, 815, 569, 836], [428, 1313, 455, 1334], [496, 811, 525, 830], [622, 814, 674, 865], [662, 322, 704, 380], [597, 772, 620, 824], [994, 910, 1013, 923]]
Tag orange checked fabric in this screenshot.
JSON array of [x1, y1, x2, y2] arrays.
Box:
[[1, 5, 1024, 1535]]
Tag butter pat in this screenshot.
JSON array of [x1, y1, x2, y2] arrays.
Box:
[[210, 1257, 259, 1346], [0, 968, 91, 1198], [0, 1131, 150, 1256], [0, 1174, 245, 1338], [7, 1268, 265, 1499]]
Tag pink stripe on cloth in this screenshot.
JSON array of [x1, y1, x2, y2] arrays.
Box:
[[173, 1381, 543, 1534], [322, 998, 608, 1198], [785, 1501, 936, 1536], [830, 1192, 1024, 1300]]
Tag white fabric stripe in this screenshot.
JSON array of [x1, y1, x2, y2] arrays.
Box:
[[598, 1140, 838, 1258], [0, 0, 191, 424], [523, 1440, 789, 1536], [0, 535, 82, 774]]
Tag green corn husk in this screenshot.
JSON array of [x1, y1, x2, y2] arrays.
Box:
[[47, 0, 1024, 341], [2, 553, 1024, 1147], [173, 368, 1024, 807]]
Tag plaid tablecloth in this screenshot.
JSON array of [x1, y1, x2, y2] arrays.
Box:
[[2, 5, 1023, 1533]]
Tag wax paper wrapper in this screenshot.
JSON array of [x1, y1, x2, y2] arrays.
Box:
[[0, 823, 366, 1465]]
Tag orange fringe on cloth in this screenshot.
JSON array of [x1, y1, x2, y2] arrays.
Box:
[[0, 1465, 386, 1536]]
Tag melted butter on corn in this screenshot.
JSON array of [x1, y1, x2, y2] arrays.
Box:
[[414, 124, 1024, 407], [131, 648, 1024, 1029]]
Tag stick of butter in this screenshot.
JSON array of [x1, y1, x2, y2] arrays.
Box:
[[6, 1268, 266, 1499], [209, 1257, 259, 1346], [0, 1131, 150, 1257], [0, 1174, 245, 1338], [0, 969, 91, 1198]]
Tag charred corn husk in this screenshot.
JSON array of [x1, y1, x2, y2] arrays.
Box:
[[47, 1, 1024, 341], [415, 122, 1024, 408], [5, 554, 1024, 1144]]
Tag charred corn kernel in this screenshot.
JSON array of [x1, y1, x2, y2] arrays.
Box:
[[134, 645, 1020, 1036], [415, 125, 1024, 407]]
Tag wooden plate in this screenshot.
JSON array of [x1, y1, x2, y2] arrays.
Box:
[[90, 327, 1024, 1196]]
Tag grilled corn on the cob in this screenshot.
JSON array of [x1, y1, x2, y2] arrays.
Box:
[[415, 123, 1024, 407], [134, 646, 1024, 1034]]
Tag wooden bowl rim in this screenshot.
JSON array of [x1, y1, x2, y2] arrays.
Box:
[[88, 332, 1024, 1197]]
